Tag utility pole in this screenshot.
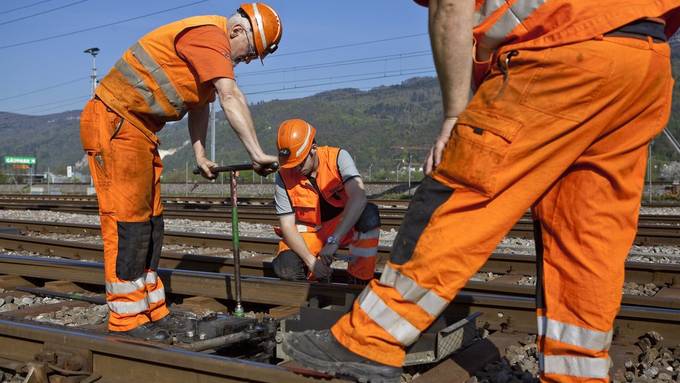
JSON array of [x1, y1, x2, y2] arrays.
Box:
[[648, 142, 653, 205], [83, 47, 100, 98], [210, 99, 216, 162]]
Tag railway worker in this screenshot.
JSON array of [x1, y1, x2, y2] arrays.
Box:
[[78, 3, 282, 342], [271, 119, 381, 284], [284, 0, 680, 382]]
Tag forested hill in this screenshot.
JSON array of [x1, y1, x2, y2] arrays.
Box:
[[2, 65, 680, 178]]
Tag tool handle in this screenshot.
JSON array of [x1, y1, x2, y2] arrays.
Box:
[[192, 162, 279, 175]]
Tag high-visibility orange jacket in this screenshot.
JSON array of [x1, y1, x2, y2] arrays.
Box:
[[278, 146, 349, 231], [417, 0, 680, 86], [96, 15, 226, 138]]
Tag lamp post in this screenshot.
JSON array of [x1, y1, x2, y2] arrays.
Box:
[[83, 47, 100, 98], [368, 163, 373, 182]]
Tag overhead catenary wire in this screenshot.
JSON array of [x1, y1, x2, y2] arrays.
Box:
[[239, 65, 435, 88], [8, 94, 90, 113], [0, 0, 57, 16], [236, 50, 431, 77], [271, 33, 429, 58], [0, 0, 90, 27], [243, 68, 436, 96], [12, 69, 437, 115], [0, 76, 88, 103], [0, 0, 210, 50]]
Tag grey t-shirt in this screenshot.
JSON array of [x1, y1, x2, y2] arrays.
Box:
[[274, 149, 360, 215]]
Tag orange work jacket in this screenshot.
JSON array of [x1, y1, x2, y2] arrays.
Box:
[[96, 15, 227, 139], [416, 1, 680, 86], [278, 146, 349, 231]]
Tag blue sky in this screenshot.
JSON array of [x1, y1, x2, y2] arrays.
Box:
[[0, 0, 433, 116]]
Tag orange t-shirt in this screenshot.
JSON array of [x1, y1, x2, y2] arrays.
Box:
[[175, 25, 235, 84]]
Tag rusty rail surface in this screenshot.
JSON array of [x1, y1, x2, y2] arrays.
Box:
[[0, 318, 345, 383], [0, 254, 679, 344], [1, 197, 679, 243], [1, 220, 680, 288]]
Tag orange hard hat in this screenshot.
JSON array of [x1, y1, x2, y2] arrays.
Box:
[[238, 3, 283, 62], [277, 119, 317, 169]]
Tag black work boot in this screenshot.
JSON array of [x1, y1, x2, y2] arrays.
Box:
[[153, 312, 189, 335], [283, 329, 402, 383], [117, 322, 171, 343]]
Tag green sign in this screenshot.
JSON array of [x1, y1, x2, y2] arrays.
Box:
[[4, 156, 36, 165]]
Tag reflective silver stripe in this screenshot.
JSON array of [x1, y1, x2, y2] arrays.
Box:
[[356, 228, 380, 240], [358, 288, 420, 346], [147, 287, 165, 304], [348, 245, 377, 258], [295, 224, 320, 233], [108, 298, 149, 315], [540, 354, 610, 379], [144, 271, 158, 285], [479, 0, 545, 50], [379, 264, 447, 317], [106, 277, 145, 295], [252, 3, 268, 52], [295, 122, 313, 158], [537, 316, 613, 351], [114, 58, 166, 117], [130, 43, 186, 116]]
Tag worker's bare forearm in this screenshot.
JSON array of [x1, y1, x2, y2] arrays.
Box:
[[429, 0, 474, 118], [188, 104, 210, 160], [219, 87, 267, 162], [332, 179, 367, 239], [280, 216, 317, 265]]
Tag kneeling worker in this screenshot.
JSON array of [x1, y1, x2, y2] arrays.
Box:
[[272, 119, 380, 283]]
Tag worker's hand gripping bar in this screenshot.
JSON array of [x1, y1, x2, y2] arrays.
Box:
[[192, 162, 279, 177]]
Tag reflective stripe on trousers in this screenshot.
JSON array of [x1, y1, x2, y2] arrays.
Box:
[[537, 316, 613, 352], [539, 354, 611, 379], [352, 263, 448, 345], [349, 228, 380, 258], [106, 271, 166, 314]]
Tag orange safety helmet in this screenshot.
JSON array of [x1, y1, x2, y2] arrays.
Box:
[[238, 3, 283, 62], [277, 119, 317, 169]]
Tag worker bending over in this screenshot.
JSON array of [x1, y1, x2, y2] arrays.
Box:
[[272, 119, 380, 283], [79, 3, 282, 342], [284, 1, 680, 382]]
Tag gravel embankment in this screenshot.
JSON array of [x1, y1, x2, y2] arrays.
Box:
[[1, 210, 679, 265]]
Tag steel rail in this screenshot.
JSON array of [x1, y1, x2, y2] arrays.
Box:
[[1, 220, 679, 287], [0, 319, 344, 383], [1, 200, 679, 243], [0, 254, 679, 344]]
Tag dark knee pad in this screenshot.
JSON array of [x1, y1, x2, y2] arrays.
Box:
[[146, 215, 164, 271], [271, 250, 307, 281], [354, 202, 380, 232], [116, 220, 152, 280]]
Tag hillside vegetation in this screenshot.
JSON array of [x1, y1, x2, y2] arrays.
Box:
[[1, 65, 680, 180]]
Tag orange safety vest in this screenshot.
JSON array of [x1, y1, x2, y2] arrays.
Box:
[[278, 146, 349, 231], [96, 15, 227, 138], [416, 1, 680, 86]]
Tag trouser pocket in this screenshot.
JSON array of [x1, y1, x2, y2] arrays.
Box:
[[434, 109, 522, 198], [80, 99, 105, 152]]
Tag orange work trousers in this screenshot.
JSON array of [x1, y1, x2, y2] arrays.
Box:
[[276, 213, 379, 281], [332, 36, 673, 382], [79, 98, 169, 332]]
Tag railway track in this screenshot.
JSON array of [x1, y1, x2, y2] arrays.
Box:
[[1, 219, 679, 287], [1, 197, 680, 381], [0, 231, 679, 380], [1, 198, 679, 244]]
